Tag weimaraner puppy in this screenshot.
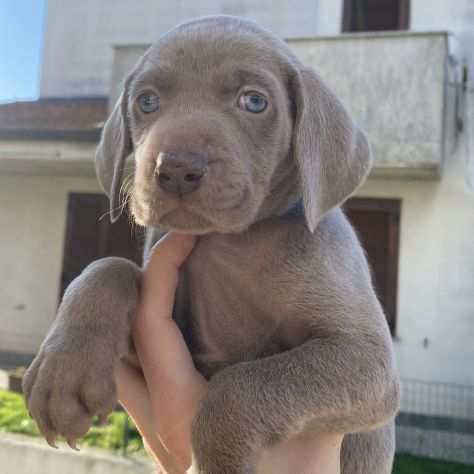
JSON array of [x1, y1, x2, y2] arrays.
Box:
[[23, 15, 400, 474]]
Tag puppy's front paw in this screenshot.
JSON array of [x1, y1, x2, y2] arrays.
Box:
[[23, 343, 117, 448], [189, 364, 266, 474]]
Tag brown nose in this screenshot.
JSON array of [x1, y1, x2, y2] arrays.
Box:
[[155, 151, 207, 195]]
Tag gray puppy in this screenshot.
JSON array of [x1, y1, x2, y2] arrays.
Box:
[[23, 16, 400, 474]]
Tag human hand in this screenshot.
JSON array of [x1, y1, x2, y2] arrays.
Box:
[[134, 233, 206, 470]]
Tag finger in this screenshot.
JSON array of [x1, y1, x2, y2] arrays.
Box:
[[149, 233, 196, 269], [140, 235, 196, 320]]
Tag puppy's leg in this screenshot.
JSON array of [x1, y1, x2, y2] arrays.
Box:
[[341, 425, 396, 474], [190, 333, 399, 474], [23, 257, 141, 447]]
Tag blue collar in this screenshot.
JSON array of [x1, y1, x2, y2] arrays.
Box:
[[284, 198, 304, 217]]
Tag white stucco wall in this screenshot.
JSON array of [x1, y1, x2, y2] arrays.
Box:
[[40, 0, 327, 98], [0, 174, 100, 354], [6, 0, 474, 384], [356, 136, 474, 386], [412, 0, 474, 65], [3, 158, 473, 384], [40, 0, 474, 98]]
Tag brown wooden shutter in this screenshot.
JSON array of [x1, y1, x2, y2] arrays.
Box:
[[60, 193, 144, 298], [344, 198, 401, 334]]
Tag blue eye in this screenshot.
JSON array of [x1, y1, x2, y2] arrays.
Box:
[[239, 93, 268, 113], [137, 92, 160, 113]]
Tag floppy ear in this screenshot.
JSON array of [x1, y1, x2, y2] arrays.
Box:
[[291, 67, 372, 232], [95, 74, 134, 223]]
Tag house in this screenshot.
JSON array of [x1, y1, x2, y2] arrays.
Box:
[[1, 1, 473, 458]]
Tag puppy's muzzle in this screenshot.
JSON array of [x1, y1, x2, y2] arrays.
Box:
[[155, 151, 208, 196]]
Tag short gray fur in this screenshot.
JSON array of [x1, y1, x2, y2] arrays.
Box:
[[24, 16, 399, 474]]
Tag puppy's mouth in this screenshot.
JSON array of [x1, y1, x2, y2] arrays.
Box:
[[159, 206, 216, 233], [130, 185, 253, 234]]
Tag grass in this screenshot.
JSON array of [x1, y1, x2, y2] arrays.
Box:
[[0, 389, 143, 452], [2, 389, 474, 472], [393, 454, 474, 474]]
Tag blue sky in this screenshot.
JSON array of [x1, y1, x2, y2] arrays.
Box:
[[0, 0, 45, 103]]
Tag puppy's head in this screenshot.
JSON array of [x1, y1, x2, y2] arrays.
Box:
[[96, 16, 372, 234]]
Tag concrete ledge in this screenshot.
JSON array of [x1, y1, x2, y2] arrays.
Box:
[[0, 433, 153, 474]]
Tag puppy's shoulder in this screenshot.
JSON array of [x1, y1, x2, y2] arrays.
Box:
[[286, 207, 372, 287], [288, 207, 362, 257]]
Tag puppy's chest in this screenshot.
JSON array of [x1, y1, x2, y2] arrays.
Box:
[[176, 233, 307, 378]]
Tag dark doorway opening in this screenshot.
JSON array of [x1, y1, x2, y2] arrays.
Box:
[[60, 193, 144, 298]]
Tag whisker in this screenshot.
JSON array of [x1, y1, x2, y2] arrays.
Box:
[[98, 174, 135, 222], [98, 203, 125, 221]]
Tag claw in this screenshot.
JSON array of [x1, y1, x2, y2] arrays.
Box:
[[46, 435, 58, 449], [67, 438, 80, 451]]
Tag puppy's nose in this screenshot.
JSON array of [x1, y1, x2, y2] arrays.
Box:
[[155, 151, 207, 195]]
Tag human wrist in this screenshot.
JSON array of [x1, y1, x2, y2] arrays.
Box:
[[258, 432, 343, 474], [145, 373, 206, 468]]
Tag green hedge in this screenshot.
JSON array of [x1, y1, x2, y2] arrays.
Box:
[[0, 389, 143, 452], [393, 454, 474, 474]]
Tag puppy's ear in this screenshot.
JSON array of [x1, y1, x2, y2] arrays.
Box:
[[95, 74, 134, 223], [291, 67, 372, 232]]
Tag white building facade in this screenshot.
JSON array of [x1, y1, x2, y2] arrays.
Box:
[[0, 0, 473, 394]]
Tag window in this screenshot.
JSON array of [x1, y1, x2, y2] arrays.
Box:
[[60, 193, 144, 297], [344, 198, 401, 334], [342, 0, 410, 32]]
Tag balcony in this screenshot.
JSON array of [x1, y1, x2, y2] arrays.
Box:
[[1, 32, 449, 178], [111, 32, 450, 179], [289, 32, 450, 178]]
